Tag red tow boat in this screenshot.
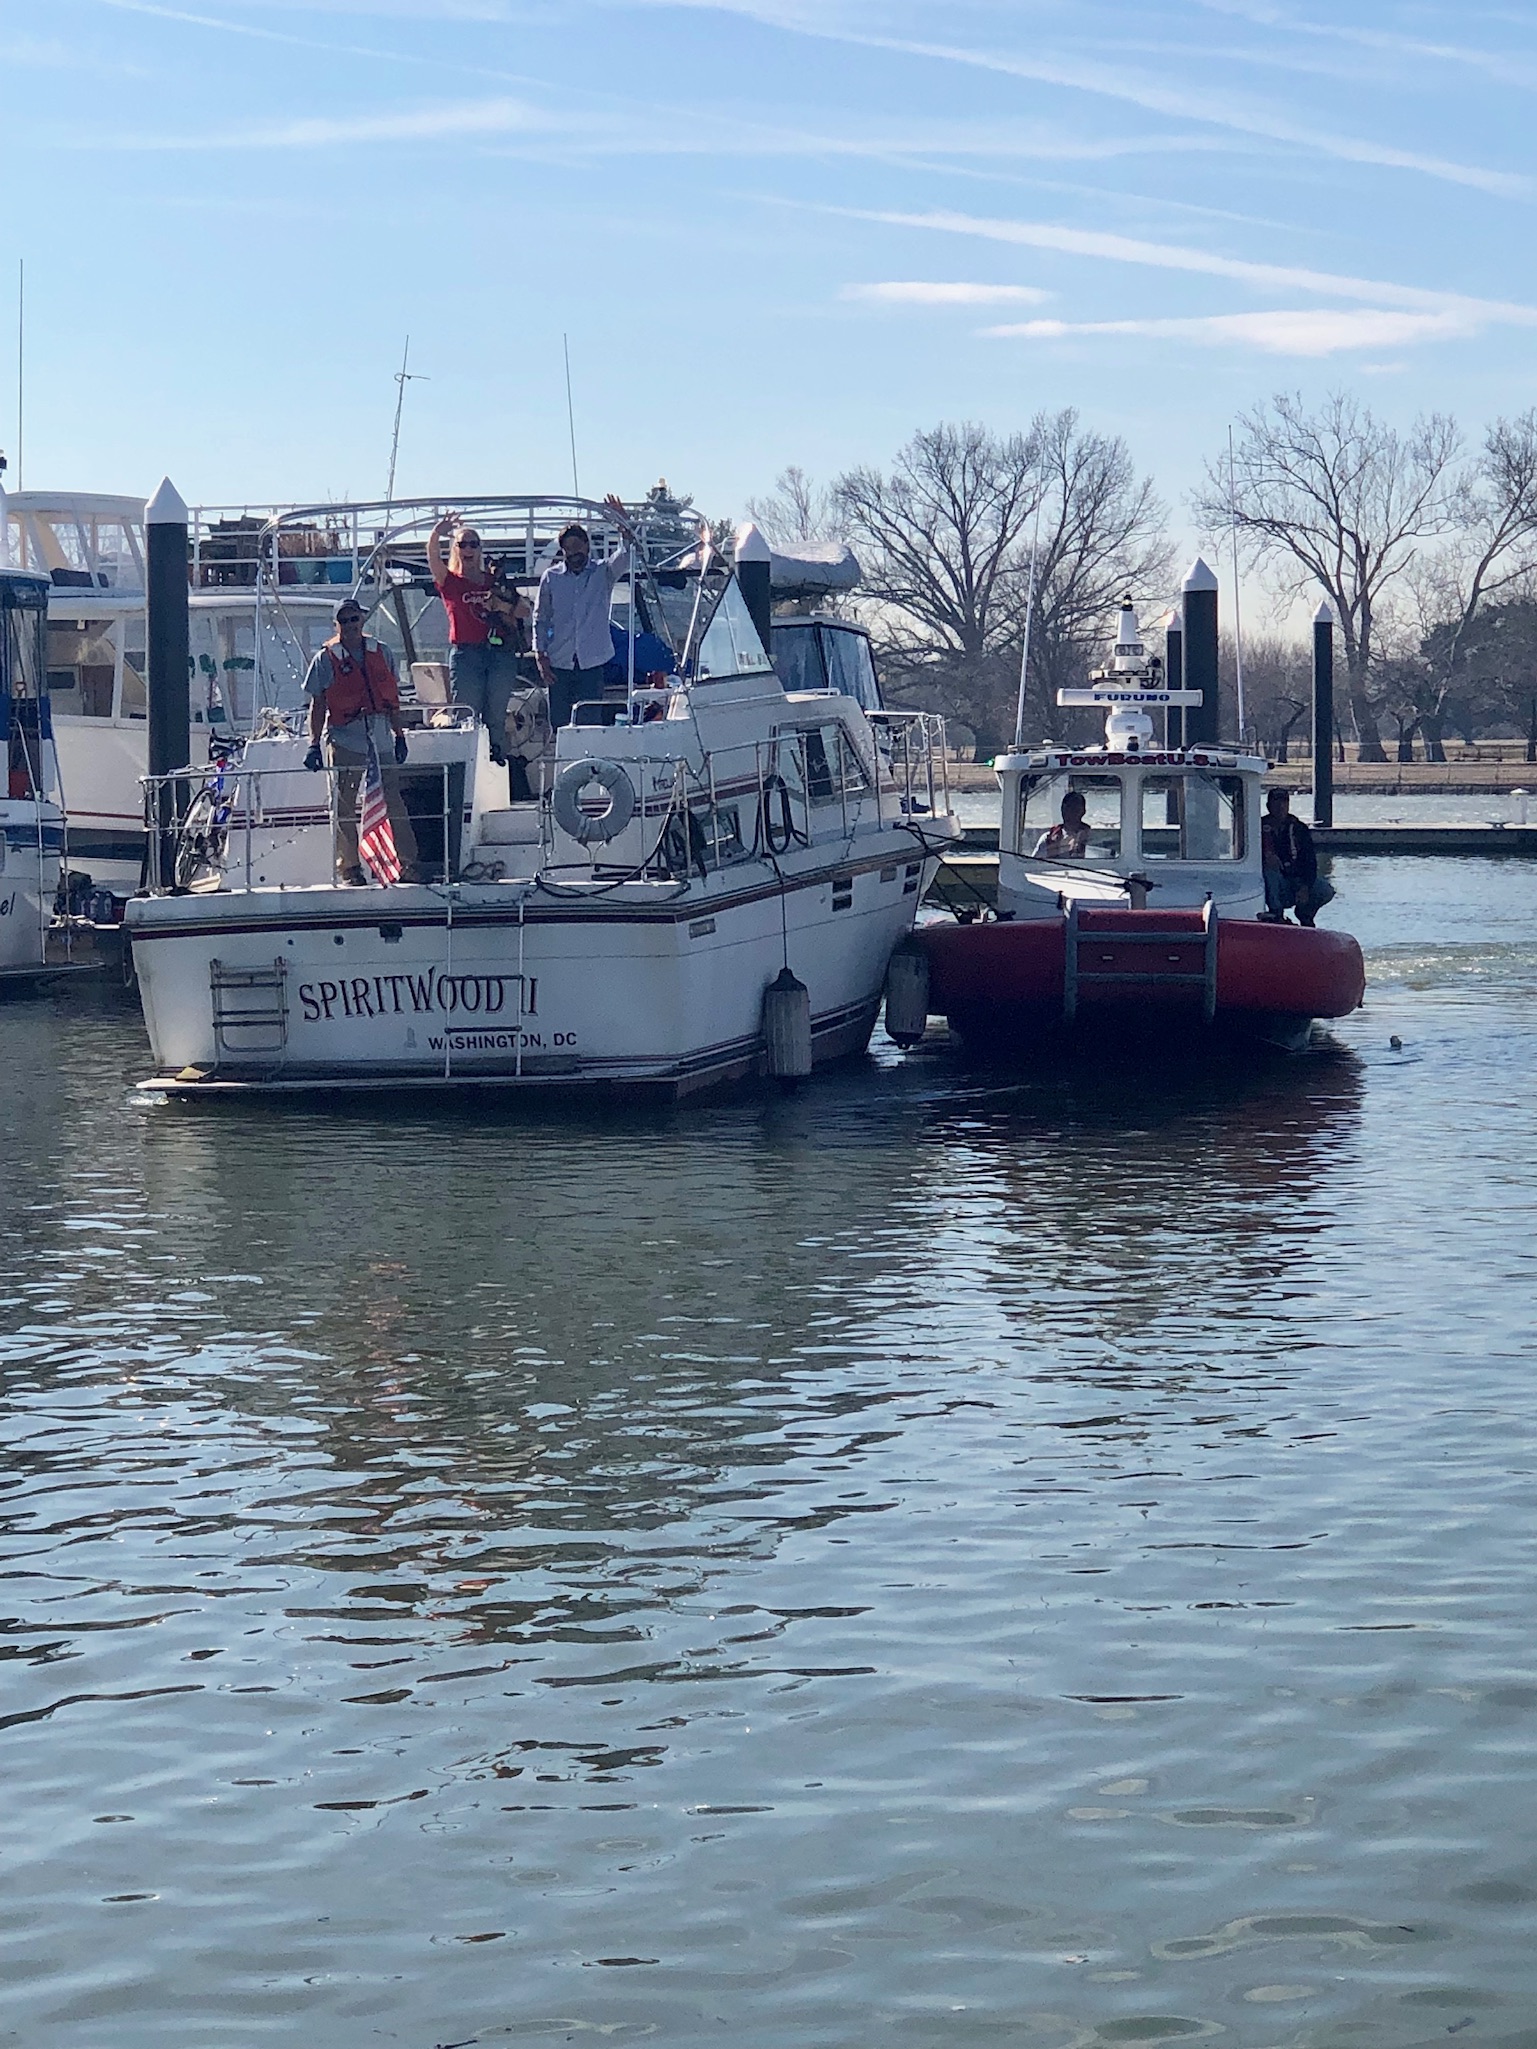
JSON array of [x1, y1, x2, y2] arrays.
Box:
[[885, 590, 1365, 1056]]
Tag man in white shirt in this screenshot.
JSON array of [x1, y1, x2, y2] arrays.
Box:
[[535, 494, 635, 729]]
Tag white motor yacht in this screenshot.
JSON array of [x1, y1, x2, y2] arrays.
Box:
[[126, 495, 959, 1097]]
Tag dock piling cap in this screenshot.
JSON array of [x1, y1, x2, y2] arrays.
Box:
[[733, 520, 772, 565], [1313, 598, 1335, 624], [146, 477, 188, 527], [1182, 556, 1219, 593]]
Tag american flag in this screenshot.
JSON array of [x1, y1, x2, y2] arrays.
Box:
[[358, 737, 401, 885]]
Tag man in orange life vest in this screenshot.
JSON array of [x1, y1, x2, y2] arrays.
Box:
[[303, 600, 421, 884]]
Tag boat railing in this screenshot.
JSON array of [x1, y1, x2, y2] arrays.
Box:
[[140, 703, 950, 897], [140, 756, 462, 897], [868, 710, 948, 823]]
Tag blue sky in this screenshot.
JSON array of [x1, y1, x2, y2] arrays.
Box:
[[2, 0, 1532, 550]]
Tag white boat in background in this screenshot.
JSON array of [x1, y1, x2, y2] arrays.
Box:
[[0, 491, 400, 902], [126, 495, 959, 1098], [0, 570, 66, 980]]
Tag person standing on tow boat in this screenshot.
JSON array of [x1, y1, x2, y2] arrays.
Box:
[[303, 600, 420, 886], [535, 496, 635, 731], [1261, 787, 1320, 924], [1033, 790, 1092, 861], [427, 515, 525, 764]]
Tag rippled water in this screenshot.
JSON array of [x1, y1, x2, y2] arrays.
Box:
[[3, 859, 1536, 2048]]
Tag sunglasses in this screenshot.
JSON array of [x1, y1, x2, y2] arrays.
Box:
[[458, 539, 482, 550], [337, 613, 363, 625]]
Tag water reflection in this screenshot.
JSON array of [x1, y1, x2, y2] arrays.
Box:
[[8, 947, 1535, 2049]]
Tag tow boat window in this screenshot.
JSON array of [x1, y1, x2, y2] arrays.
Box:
[[1138, 775, 1246, 861], [1018, 772, 1122, 858]]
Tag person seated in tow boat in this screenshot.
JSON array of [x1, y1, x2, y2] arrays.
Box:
[[1033, 789, 1092, 862], [1261, 787, 1321, 925], [303, 599, 421, 886]]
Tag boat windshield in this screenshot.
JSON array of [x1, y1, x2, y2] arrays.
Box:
[[772, 622, 882, 710], [1018, 772, 1122, 859], [1139, 774, 1246, 861], [695, 578, 774, 680], [3, 591, 47, 701], [7, 506, 145, 592]]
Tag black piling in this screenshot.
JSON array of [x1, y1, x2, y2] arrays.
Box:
[[1163, 607, 1184, 750], [146, 477, 190, 885], [734, 521, 774, 663], [1312, 599, 1335, 828], [1182, 557, 1219, 746]]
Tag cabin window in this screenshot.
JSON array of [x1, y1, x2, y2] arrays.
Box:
[[771, 624, 825, 694], [47, 619, 117, 718], [820, 627, 882, 710], [1138, 775, 1246, 861], [800, 724, 869, 805], [1017, 772, 1123, 858], [393, 587, 451, 667], [119, 644, 147, 721]]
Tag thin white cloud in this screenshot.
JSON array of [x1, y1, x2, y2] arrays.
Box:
[[983, 308, 1483, 356], [53, 90, 1222, 168], [1192, 0, 1537, 92], [594, 0, 1530, 196], [843, 281, 1051, 305], [101, 95, 557, 149], [829, 204, 1537, 327]]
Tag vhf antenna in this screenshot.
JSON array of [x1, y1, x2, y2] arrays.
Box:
[[384, 335, 428, 509], [563, 333, 580, 497]]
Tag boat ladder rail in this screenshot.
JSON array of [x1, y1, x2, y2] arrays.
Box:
[[210, 956, 289, 1058], [1062, 898, 1219, 1024]]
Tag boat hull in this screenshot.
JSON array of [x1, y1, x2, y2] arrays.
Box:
[[127, 850, 933, 1098], [0, 804, 64, 979], [916, 911, 1365, 1054]]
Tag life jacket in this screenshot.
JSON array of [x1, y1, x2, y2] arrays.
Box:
[[321, 638, 400, 730]]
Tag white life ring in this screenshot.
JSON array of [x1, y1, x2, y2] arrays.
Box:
[[552, 757, 637, 845]]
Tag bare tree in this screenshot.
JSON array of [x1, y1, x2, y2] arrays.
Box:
[[831, 422, 1041, 754], [833, 414, 1169, 755], [1408, 412, 1537, 757], [1024, 410, 1172, 738], [745, 465, 835, 544], [1218, 632, 1310, 759], [1197, 392, 1462, 761]]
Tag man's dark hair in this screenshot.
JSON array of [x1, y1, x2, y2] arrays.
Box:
[[558, 522, 590, 546]]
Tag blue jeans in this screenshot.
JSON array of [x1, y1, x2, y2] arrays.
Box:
[[1263, 865, 1296, 916], [449, 643, 516, 752], [547, 664, 607, 730]]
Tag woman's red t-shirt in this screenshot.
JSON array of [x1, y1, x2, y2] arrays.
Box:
[[437, 569, 492, 647]]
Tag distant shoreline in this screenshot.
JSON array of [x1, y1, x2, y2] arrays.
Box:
[[946, 757, 1537, 795]]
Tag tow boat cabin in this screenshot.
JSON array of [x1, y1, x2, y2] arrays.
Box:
[[995, 599, 1266, 921]]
